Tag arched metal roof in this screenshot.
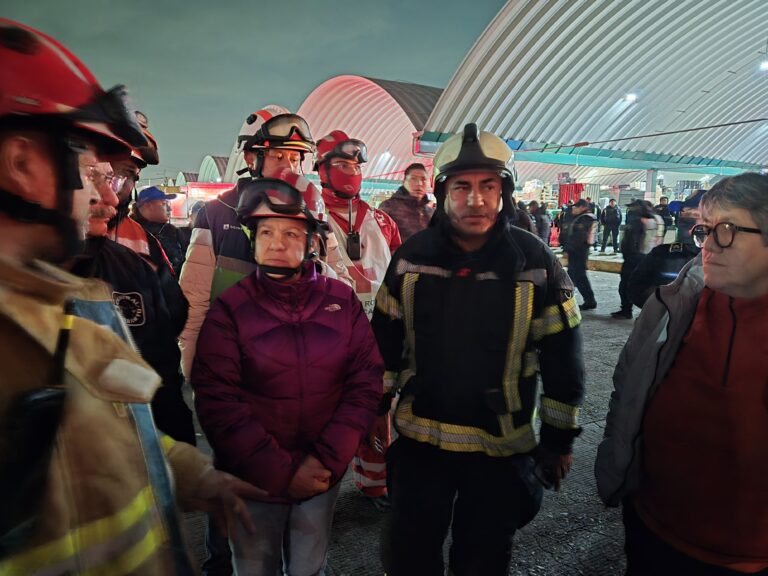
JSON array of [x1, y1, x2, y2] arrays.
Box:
[[425, 0, 768, 167], [298, 75, 443, 180], [198, 155, 229, 182], [175, 171, 198, 186]]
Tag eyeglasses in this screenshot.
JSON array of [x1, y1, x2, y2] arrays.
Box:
[[691, 222, 763, 249], [330, 161, 362, 175]]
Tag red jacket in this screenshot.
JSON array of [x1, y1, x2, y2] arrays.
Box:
[[191, 263, 383, 502]]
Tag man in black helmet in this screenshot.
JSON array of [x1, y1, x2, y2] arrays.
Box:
[[372, 124, 585, 576]]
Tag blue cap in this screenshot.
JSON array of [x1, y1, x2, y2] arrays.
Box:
[[137, 186, 177, 205], [668, 189, 705, 213]]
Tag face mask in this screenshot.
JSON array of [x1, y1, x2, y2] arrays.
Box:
[[327, 165, 362, 198]]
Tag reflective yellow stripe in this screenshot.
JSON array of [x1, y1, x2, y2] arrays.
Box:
[[539, 396, 580, 430], [383, 371, 398, 394], [531, 296, 581, 341], [395, 397, 537, 457], [501, 282, 534, 412], [0, 487, 157, 576], [400, 272, 419, 373], [80, 524, 167, 576], [374, 284, 402, 320], [61, 314, 75, 330], [160, 434, 176, 454]]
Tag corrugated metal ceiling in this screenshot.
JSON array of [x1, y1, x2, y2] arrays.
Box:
[[426, 0, 768, 166]]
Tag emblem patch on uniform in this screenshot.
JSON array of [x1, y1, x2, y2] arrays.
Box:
[[113, 292, 146, 326], [324, 304, 342, 312]]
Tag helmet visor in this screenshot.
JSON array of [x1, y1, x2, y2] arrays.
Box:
[[67, 85, 147, 150]]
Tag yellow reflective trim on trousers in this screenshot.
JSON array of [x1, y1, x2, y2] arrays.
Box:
[[61, 314, 75, 330], [395, 397, 537, 457], [540, 396, 580, 430], [0, 486, 157, 576], [500, 282, 534, 412], [80, 524, 167, 576], [375, 283, 402, 320]]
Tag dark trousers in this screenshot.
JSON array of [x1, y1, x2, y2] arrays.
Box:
[[382, 437, 541, 576], [618, 253, 643, 312], [567, 249, 595, 304], [602, 226, 619, 250], [623, 500, 768, 576]]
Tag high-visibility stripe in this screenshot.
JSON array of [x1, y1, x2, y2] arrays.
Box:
[[539, 396, 580, 430], [60, 314, 75, 330], [80, 524, 166, 576], [394, 397, 537, 457], [501, 282, 534, 413], [375, 284, 402, 320], [383, 370, 397, 394], [400, 273, 419, 373], [0, 487, 162, 576], [531, 296, 581, 341], [396, 259, 451, 278]]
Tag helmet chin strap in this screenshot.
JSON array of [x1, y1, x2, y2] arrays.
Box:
[[0, 132, 83, 262], [258, 263, 302, 278]]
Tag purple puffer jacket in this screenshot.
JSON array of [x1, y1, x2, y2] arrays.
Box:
[[191, 263, 383, 503]]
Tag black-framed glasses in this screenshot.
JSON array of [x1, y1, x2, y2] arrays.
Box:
[[691, 222, 763, 249]]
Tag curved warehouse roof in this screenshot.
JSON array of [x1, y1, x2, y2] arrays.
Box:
[[298, 75, 443, 179], [424, 0, 768, 170], [198, 155, 229, 182]]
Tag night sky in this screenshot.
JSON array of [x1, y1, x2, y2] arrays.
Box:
[[5, 0, 506, 180]]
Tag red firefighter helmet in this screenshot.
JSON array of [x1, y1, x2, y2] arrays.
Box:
[[0, 18, 146, 154], [313, 130, 368, 170]]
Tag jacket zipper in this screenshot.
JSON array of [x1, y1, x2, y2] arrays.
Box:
[[722, 297, 736, 387]]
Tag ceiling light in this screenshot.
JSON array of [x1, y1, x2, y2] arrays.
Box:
[[625, 93, 638, 103], [760, 61, 768, 71]]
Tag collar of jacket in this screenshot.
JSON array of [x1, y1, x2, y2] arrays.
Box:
[[254, 260, 317, 306], [0, 256, 99, 305], [431, 219, 526, 280], [131, 211, 167, 235]]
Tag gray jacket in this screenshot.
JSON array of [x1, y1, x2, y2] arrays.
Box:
[[595, 255, 704, 506]]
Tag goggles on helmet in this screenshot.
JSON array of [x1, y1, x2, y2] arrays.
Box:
[[256, 114, 315, 152], [322, 139, 368, 164], [237, 178, 313, 225]]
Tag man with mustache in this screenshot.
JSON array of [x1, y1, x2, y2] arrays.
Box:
[[69, 159, 196, 445]]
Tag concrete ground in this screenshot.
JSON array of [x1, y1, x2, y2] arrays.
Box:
[[183, 260, 636, 575]]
